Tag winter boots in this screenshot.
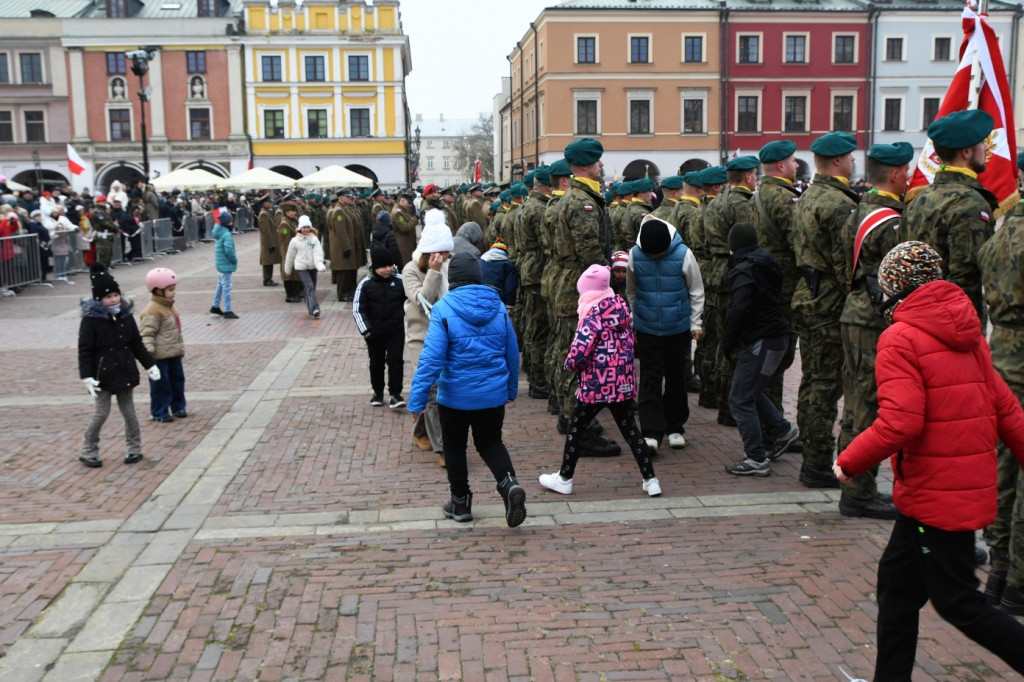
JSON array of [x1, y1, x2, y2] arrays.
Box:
[[496, 473, 527, 528]]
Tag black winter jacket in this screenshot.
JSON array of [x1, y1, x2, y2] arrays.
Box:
[[78, 297, 156, 391], [369, 221, 402, 268], [723, 245, 789, 353], [352, 272, 406, 339]]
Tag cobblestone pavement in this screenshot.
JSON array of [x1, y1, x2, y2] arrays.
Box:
[[0, 233, 1018, 681]]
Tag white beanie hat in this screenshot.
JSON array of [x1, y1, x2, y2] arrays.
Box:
[[417, 209, 454, 253], [297, 215, 312, 229]]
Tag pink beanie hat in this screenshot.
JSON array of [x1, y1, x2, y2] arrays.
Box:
[[577, 264, 613, 296]]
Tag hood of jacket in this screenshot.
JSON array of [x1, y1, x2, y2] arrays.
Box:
[[444, 284, 504, 327], [455, 221, 483, 246], [892, 279, 980, 353], [371, 220, 393, 240], [480, 247, 510, 263], [213, 223, 229, 240], [81, 296, 134, 319]]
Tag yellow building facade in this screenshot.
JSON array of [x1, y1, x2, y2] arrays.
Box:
[[241, 0, 410, 185]]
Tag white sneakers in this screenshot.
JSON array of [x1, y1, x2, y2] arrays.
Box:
[[667, 433, 686, 449], [538, 472, 573, 494], [643, 477, 662, 497], [645, 437, 659, 454]]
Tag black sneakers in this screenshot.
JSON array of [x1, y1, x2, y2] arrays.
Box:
[[370, 393, 384, 406], [767, 425, 800, 461], [209, 306, 223, 315], [389, 395, 406, 409], [442, 493, 473, 522], [497, 474, 527, 528]]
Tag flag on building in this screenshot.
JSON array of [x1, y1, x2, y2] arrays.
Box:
[[474, 159, 482, 182], [67, 144, 87, 176], [906, 3, 1018, 216], [730, 148, 740, 159]]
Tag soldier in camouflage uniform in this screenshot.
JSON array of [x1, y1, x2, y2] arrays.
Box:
[[834, 142, 911, 519], [752, 141, 802, 418], [791, 131, 860, 489], [902, 109, 997, 328], [91, 196, 118, 268], [609, 182, 634, 252], [702, 155, 760, 426], [652, 175, 684, 229], [276, 201, 304, 302], [541, 161, 573, 418], [691, 166, 726, 409], [439, 186, 459, 236], [454, 184, 468, 226], [623, 178, 655, 253], [513, 167, 554, 399], [669, 171, 704, 248], [486, 191, 510, 246], [391, 192, 418, 266], [549, 138, 619, 456], [979, 151, 1024, 615], [503, 182, 528, 248]]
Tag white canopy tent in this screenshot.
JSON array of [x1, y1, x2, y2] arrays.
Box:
[[150, 168, 224, 192], [297, 165, 373, 189], [221, 167, 297, 190]]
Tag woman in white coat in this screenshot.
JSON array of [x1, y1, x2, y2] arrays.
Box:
[[284, 215, 326, 318]]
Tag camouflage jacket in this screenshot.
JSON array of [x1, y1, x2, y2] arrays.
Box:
[[610, 202, 630, 252], [703, 185, 756, 290], [752, 177, 799, 262], [514, 192, 550, 285], [902, 169, 997, 324], [838, 191, 902, 329], [539, 192, 564, 302], [688, 195, 715, 266], [979, 201, 1024, 387], [551, 179, 609, 317], [669, 197, 700, 247], [652, 198, 679, 229], [623, 200, 653, 252], [791, 173, 859, 322]]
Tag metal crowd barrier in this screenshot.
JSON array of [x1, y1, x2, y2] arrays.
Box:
[[135, 221, 156, 262], [235, 206, 254, 233], [151, 218, 176, 253], [201, 213, 215, 242], [181, 215, 200, 246], [1, 233, 52, 296]]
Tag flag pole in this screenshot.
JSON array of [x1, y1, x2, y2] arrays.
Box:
[[968, 0, 988, 109]]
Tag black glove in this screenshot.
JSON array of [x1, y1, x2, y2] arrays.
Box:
[[343, 250, 351, 258], [268, 246, 276, 253]]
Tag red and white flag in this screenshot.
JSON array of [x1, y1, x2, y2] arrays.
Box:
[[906, 3, 1018, 216], [474, 159, 482, 183], [67, 144, 87, 176], [730, 148, 740, 159]]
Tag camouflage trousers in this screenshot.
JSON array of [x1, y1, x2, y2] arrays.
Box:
[[699, 291, 720, 397], [838, 323, 884, 499], [712, 289, 736, 419], [983, 327, 1024, 585], [550, 315, 580, 419], [520, 287, 549, 385], [794, 316, 843, 471]]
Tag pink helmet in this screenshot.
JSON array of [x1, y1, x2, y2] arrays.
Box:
[[145, 267, 178, 292]]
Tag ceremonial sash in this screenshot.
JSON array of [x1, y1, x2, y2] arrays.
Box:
[[852, 207, 900, 277]]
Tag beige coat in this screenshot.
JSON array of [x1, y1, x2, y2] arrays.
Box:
[[402, 255, 448, 367], [139, 293, 185, 360]]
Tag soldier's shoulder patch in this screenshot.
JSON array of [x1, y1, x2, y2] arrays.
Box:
[[980, 212, 991, 222], [584, 205, 593, 212]]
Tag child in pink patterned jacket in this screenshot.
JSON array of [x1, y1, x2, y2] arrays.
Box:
[[538, 264, 661, 498]]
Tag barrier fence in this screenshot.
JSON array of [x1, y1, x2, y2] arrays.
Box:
[[1, 234, 52, 294]]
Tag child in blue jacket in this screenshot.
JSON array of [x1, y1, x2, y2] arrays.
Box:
[[407, 252, 526, 528], [210, 210, 238, 319]]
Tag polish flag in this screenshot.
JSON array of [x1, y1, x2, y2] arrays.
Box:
[[730, 148, 740, 159], [474, 159, 482, 182], [906, 3, 1019, 216], [67, 144, 87, 175]]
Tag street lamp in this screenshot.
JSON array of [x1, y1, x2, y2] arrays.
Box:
[[127, 48, 156, 179], [408, 124, 421, 184]]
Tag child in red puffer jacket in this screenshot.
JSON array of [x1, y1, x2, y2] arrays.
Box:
[[538, 264, 660, 498], [834, 241, 1024, 680]]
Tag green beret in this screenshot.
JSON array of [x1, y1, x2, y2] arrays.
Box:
[[499, 190, 511, 203], [867, 142, 915, 167], [1017, 150, 1024, 171], [604, 190, 614, 203], [928, 109, 994, 149], [533, 165, 552, 186], [810, 131, 858, 157], [305, 192, 318, 200], [549, 159, 572, 178], [522, 171, 535, 187], [457, 184, 468, 193], [564, 137, 604, 166], [759, 140, 797, 164], [631, 178, 654, 193], [682, 171, 703, 187], [612, 182, 632, 196], [660, 175, 684, 190], [726, 155, 760, 171], [699, 166, 727, 186], [510, 182, 528, 199], [490, 200, 501, 212]]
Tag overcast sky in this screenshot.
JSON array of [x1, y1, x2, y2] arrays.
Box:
[[400, 0, 556, 120]]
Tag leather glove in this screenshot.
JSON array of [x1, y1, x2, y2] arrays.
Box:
[[316, 263, 326, 272], [343, 250, 351, 258], [83, 377, 101, 398], [268, 246, 276, 253], [147, 365, 161, 382]]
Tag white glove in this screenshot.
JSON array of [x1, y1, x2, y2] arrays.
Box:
[[147, 365, 161, 382], [83, 377, 101, 398], [316, 263, 326, 272]]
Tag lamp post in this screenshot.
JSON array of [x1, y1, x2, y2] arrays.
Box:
[[408, 125, 421, 184], [127, 48, 156, 179]]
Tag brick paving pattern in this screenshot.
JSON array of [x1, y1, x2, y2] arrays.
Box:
[[0, 232, 1018, 681]]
